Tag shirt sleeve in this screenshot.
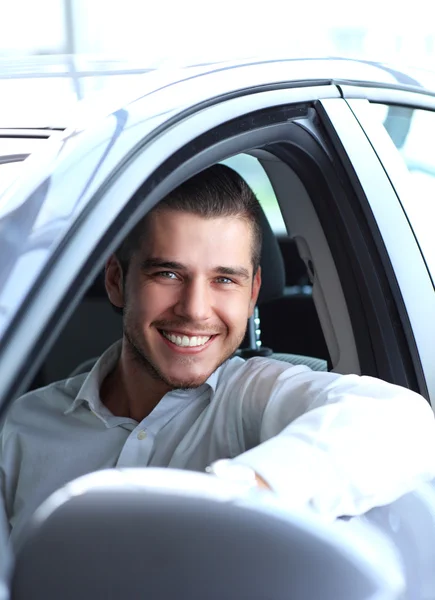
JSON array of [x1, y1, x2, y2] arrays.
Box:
[[232, 364, 435, 519]]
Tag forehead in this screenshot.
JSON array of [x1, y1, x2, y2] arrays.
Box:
[[140, 209, 254, 266]]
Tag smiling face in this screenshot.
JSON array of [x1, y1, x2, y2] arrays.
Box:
[[106, 209, 261, 391]]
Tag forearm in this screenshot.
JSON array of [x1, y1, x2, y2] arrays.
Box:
[[235, 375, 435, 519]]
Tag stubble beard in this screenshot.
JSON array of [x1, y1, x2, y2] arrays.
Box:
[[122, 309, 247, 390]]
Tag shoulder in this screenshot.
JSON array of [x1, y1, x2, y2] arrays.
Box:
[[215, 356, 324, 402], [219, 355, 314, 383], [216, 356, 359, 405], [215, 356, 429, 416], [1, 374, 87, 436]]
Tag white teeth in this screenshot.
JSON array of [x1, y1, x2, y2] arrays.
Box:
[[162, 331, 211, 347]]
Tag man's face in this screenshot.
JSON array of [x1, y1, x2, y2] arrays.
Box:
[[111, 209, 261, 390]]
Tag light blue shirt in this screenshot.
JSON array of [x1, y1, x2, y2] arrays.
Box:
[[1, 340, 435, 560]]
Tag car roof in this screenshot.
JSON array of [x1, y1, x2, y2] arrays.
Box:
[[1, 54, 434, 129]]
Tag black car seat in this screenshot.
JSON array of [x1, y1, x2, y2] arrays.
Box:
[[260, 236, 330, 361], [11, 468, 399, 600]]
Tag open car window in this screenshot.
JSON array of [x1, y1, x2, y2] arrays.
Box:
[[221, 154, 286, 235]]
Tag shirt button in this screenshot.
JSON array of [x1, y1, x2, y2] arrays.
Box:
[[137, 430, 147, 440]]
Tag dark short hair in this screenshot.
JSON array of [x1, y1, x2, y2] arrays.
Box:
[[115, 163, 263, 276]]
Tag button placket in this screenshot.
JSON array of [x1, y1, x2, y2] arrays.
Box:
[[116, 426, 154, 467]]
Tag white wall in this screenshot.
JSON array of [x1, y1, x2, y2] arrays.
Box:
[[0, 0, 65, 55], [0, 0, 434, 70]]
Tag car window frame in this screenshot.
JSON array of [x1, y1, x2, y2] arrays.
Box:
[[0, 81, 428, 420], [323, 94, 435, 405], [0, 84, 342, 419]]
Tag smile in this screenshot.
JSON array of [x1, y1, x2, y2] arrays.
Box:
[[160, 331, 212, 348]]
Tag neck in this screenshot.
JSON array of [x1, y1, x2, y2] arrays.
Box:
[[101, 340, 171, 422]]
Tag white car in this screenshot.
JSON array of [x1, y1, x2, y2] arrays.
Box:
[[1, 55, 435, 600]]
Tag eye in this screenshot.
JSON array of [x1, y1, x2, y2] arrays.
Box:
[[156, 271, 178, 280], [215, 277, 234, 284]]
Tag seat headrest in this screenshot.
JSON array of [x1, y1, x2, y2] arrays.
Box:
[[11, 469, 399, 600], [257, 207, 285, 305]]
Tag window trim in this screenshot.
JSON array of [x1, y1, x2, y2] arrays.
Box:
[[339, 84, 435, 111], [322, 97, 435, 404]]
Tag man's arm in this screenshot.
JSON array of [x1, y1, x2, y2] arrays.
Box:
[[232, 370, 435, 519]]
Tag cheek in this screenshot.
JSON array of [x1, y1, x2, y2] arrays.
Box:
[[128, 283, 178, 320], [215, 292, 252, 329]]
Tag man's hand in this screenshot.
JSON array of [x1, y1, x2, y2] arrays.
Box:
[[207, 459, 272, 492], [255, 473, 272, 490]]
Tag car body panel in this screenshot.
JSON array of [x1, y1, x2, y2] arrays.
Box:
[[0, 55, 432, 129]]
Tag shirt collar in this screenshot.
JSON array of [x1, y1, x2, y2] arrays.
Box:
[[204, 365, 220, 395], [65, 340, 223, 421], [64, 340, 122, 422]]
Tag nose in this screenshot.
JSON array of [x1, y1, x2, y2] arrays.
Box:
[[173, 278, 212, 322]]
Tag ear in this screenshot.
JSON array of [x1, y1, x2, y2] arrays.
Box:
[[248, 267, 261, 317], [105, 255, 125, 309]]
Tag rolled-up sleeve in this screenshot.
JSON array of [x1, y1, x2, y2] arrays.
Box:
[[233, 368, 435, 519]]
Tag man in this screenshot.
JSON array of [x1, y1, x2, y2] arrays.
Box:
[[1, 163, 435, 558]]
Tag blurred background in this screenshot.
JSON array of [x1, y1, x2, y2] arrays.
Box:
[[1, 0, 434, 199], [0, 0, 434, 67]]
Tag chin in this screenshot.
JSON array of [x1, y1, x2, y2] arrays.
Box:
[[165, 378, 206, 390], [163, 370, 211, 390]]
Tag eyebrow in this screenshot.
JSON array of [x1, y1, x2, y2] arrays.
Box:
[[140, 258, 186, 271], [140, 259, 251, 280], [214, 266, 250, 280]]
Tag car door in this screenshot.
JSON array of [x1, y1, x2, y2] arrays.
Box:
[[340, 88, 435, 404], [0, 63, 431, 424]]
